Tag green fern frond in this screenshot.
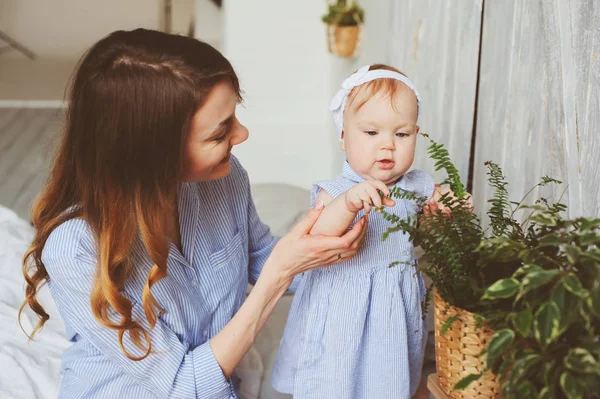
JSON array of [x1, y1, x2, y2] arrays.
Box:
[[484, 161, 512, 237], [421, 133, 466, 198]]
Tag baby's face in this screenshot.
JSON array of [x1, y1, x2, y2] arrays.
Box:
[[342, 88, 419, 186]]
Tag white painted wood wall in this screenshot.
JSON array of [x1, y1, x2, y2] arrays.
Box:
[[388, 0, 599, 220], [388, 0, 483, 187]]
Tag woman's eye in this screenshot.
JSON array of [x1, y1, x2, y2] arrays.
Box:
[[214, 127, 230, 142], [365, 131, 377, 136]]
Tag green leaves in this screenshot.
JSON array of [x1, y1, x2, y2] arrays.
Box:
[[321, 1, 365, 26], [508, 354, 540, 385], [516, 269, 560, 302], [578, 231, 600, 246], [564, 348, 600, 374], [514, 381, 537, 398], [534, 301, 561, 347], [486, 329, 515, 369], [378, 135, 600, 399], [440, 314, 461, 336], [512, 263, 543, 279], [453, 373, 482, 391], [482, 278, 519, 300], [425, 136, 466, 198], [512, 308, 533, 337], [539, 233, 563, 247], [589, 287, 600, 317], [529, 212, 558, 226], [561, 274, 588, 298], [560, 372, 584, 399], [485, 161, 512, 237], [565, 245, 582, 264]]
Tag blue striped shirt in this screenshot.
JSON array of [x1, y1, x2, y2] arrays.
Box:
[[43, 156, 276, 398]]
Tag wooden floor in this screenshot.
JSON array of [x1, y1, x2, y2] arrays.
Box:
[[0, 108, 63, 220]]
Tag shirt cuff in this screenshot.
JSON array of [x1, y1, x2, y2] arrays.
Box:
[[192, 341, 236, 398]]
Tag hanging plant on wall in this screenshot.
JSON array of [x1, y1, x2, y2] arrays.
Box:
[[322, 0, 365, 58]]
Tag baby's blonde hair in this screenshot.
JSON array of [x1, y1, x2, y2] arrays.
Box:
[[346, 64, 416, 114]]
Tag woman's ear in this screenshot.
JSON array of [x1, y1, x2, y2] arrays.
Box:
[[340, 131, 346, 150]]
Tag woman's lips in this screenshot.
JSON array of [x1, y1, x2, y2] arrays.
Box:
[[220, 152, 231, 163], [377, 159, 395, 170]]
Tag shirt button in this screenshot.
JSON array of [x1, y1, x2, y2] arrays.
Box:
[[203, 329, 209, 337], [192, 280, 199, 287]]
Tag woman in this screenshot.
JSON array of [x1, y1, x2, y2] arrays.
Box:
[[20, 29, 367, 398]]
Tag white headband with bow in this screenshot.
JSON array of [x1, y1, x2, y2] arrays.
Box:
[[329, 65, 421, 141]]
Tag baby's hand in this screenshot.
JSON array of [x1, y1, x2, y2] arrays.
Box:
[[423, 184, 474, 216], [345, 180, 396, 214]]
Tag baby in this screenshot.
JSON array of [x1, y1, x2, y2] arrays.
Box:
[[272, 64, 443, 398]]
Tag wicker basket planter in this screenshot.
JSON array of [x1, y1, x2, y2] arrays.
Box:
[[326, 24, 361, 58], [433, 291, 502, 398]]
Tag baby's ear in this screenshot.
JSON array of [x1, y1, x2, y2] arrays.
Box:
[[415, 125, 420, 135], [340, 131, 346, 150]]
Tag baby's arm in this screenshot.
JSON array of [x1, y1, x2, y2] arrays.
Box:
[[310, 180, 395, 236]]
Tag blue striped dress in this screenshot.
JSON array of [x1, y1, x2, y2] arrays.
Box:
[[42, 156, 278, 398], [271, 162, 435, 399]]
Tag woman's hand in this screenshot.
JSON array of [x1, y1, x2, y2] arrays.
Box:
[[265, 201, 368, 286], [422, 184, 474, 216], [344, 180, 395, 214]]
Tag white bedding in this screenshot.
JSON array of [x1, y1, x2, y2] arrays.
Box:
[[0, 205, 68, 399]]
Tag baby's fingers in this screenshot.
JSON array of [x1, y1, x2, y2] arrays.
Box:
[[356, 191, 373, 214], [363, 184, 383, 209], [382, 197, 395, 207]]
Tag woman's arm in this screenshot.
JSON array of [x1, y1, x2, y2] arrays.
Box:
[[210, 202, 367, 377]]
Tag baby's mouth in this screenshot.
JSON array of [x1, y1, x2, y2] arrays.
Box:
[[377, 159, 396, 169]]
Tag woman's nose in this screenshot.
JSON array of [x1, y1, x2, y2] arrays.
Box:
[[230, 118, 249, 146]]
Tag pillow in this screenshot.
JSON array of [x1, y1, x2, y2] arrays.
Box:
[[250, 183, 310, 237]]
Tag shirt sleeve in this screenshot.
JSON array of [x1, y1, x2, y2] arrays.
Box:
[[233, 157, 302, 291], [240, 170, 279, 285], [44, 228, 236, 399]]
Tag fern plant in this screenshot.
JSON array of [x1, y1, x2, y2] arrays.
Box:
[[381, 134, 511, 311], [381, 133, 600, 398], [381, 133, 566, 312]]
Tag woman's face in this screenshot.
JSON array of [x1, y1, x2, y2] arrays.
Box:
[[182, 80, 248, 182]]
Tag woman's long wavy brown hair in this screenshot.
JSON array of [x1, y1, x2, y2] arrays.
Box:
[[19, 29, 241, 360]]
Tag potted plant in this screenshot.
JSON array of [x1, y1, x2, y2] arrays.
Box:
[[460, 203, 600, 398], [322, 0, 365, 58], [379, 135, 514, 397], [380, 134, 600, 398]]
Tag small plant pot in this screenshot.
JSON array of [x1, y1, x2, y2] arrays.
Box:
[[434, 290, 502, 398], [326, 24, 361, 57]]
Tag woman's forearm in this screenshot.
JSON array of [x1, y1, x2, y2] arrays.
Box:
[[209, 260, 290, 378]]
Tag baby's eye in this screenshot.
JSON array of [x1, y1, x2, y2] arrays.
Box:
[[396, 132, 409, 138], [365, 130, 378, 136]]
